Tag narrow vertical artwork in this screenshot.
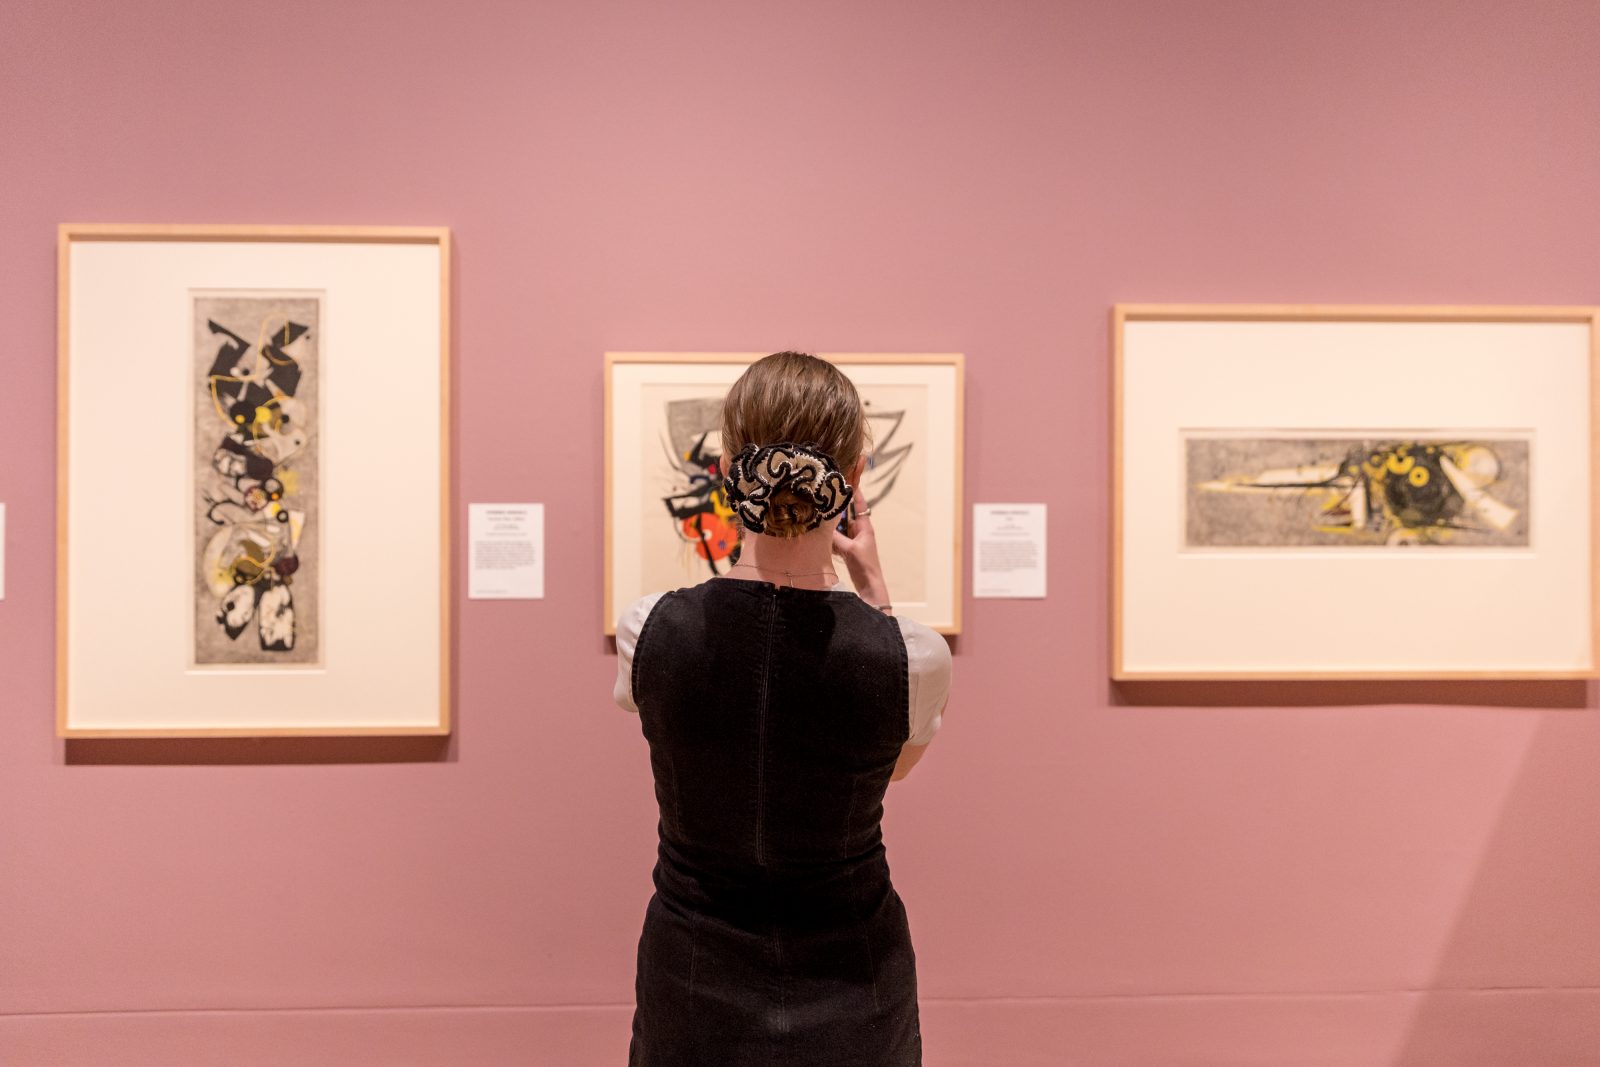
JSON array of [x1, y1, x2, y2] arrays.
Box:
[[192, 293, 321, 665]]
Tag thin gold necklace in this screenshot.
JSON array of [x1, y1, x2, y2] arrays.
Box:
[[727, 562, 839, 588]]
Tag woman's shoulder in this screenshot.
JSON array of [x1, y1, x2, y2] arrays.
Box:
[[892, 614, 952, 676], [615, 590, 671, 647], [890, 615, 951, 745]]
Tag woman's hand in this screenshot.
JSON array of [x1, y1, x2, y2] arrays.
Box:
[[832, 497, 891, 611]]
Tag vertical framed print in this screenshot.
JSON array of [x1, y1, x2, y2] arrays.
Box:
[[1113, 304, 1600, 680], [605, 352, 964, 635], [58, 224, 451, 736]]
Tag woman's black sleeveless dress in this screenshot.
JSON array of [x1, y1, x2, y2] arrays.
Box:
[[628, 579, 921, 1066]]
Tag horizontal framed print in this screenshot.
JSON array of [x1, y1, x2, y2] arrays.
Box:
[[1113, 304, 1600, 681], [58, 224, 451, 736], [605, 352, 964, 635]]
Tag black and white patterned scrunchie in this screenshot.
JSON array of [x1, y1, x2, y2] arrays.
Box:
[[723, 442, 854, 535]]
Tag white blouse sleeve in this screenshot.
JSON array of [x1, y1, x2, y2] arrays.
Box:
[[614, 592, 667, 713], [897, 616, 952, 746]]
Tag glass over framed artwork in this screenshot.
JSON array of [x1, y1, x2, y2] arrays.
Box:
[[1113, 305, 1600, 680], [605, 352, 964, 635], [58, 224, 452, 736]]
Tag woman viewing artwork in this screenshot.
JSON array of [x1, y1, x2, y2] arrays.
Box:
[[614, 351, 953, 1065]]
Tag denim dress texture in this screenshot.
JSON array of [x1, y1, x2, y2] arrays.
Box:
[[628, 579, 921, 1066]]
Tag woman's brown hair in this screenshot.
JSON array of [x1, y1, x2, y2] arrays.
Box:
[[722, 352, 868, 537]]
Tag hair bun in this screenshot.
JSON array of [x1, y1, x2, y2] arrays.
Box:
[[724, 442, 854, 537]]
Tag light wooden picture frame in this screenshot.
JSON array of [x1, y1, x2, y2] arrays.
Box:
[[1113, 304, 1600, 681], [58, 224, 452, 736], [605, 352, 965, 636]]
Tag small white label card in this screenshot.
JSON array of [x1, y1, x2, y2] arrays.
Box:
[[972, 503, 1046, 598], [468, 503, 544, 599]]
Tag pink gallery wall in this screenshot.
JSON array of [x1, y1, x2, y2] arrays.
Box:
[[3, 1, 1599, 1064]]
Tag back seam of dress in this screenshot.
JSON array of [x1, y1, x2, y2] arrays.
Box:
[[839, 772, 858, 859], [753, 588, 777, 867], [847, 860, 884, 1014]]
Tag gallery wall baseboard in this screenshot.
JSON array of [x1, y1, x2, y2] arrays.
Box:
[[0, 1004, 630, 1067], [4, 989, 1598, 1067]]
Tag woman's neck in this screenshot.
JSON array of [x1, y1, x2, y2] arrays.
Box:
[[725, 528, 838, 589]]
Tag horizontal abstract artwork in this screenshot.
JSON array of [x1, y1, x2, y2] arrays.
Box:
[[194, 294, 320, 664], [1186, 434, 1531, 548], [1114, 305, 1600, 679]]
